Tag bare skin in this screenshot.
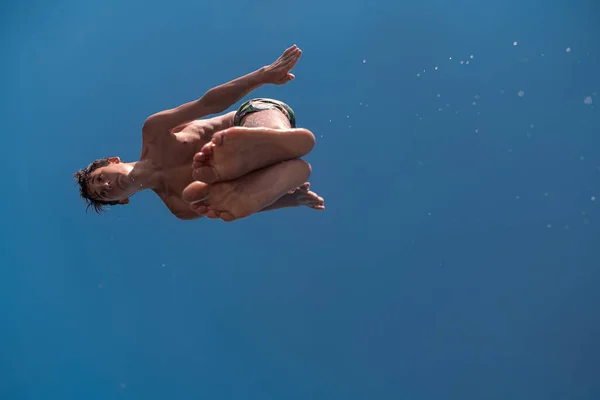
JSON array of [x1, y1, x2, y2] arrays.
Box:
[[262, 182, 325, 212], [182, 159, 313, 222], [191, 126, 316, 184], [81, 45, 325, 220], [181, 97, 321, 221]]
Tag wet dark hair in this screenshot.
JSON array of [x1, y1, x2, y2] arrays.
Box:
[[73, 158, 119, 214]]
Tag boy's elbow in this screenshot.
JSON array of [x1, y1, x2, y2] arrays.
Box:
[[142, 115, 163, 134], [142, 111, 179, 134]]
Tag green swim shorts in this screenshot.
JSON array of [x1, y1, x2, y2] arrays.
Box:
[[233, 98, 296, 128]]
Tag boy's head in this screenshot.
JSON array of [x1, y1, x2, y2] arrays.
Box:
[[74, 157, 131, 214]]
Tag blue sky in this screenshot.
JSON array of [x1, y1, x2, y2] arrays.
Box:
[[2, 0, 600, 399]]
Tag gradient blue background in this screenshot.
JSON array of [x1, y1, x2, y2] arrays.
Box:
[[2, 0, 599, 399]]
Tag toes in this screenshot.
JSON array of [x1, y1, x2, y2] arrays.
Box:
[[211, 131, 225, 146], [193, 151, 208, 164], [190, 203, 209, 215], [182, 181, 210, 204], [290, 183, 310, 195], [191, 141, 220, 183], [193, 166, 219, 183], [309, 194, 324, 209], [199, 141, 216, 158], [219, 212, 235, 222], [206, 210, 219, 219], [202, 208, 236, 222], [192, 160, 207, 170]]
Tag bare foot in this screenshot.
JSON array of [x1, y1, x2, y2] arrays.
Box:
[[182, 159, 312, 222], [192, 126, 315, 183], [285, 183, 325, 210]]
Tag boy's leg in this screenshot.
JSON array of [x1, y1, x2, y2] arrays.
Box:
[[192, 99, 316, 183], [182, 159, 313, 222]]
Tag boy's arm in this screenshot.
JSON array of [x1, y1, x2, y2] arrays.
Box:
[[142, 45, 302, 134]]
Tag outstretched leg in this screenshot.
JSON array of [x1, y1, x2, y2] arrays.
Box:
[[182, 159, 312, 222]]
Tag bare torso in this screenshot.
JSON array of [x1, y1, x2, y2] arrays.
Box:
[[140, 111, 236, 219]]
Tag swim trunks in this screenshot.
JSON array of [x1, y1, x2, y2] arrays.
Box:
[[233, 98, 296, 128]]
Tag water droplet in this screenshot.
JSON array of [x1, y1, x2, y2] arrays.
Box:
[[584, 96, 593, 105], [517, 90, 525, 97], [513, 41, 518, 46], [566, 47, 571, 53], [592, 196, 596, 202], [362, 59, 367, 63], [470, 55, 474, 59]]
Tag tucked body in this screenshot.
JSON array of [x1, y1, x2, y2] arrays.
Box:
[[74, 45, 324, 221]]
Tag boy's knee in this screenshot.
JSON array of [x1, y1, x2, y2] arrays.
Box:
[[297, 159, 312, 177], [296, 128, 316, 155]]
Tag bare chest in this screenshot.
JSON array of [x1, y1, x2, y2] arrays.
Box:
[[146, 131, 206, 199], [142, 117, 234, 219]]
